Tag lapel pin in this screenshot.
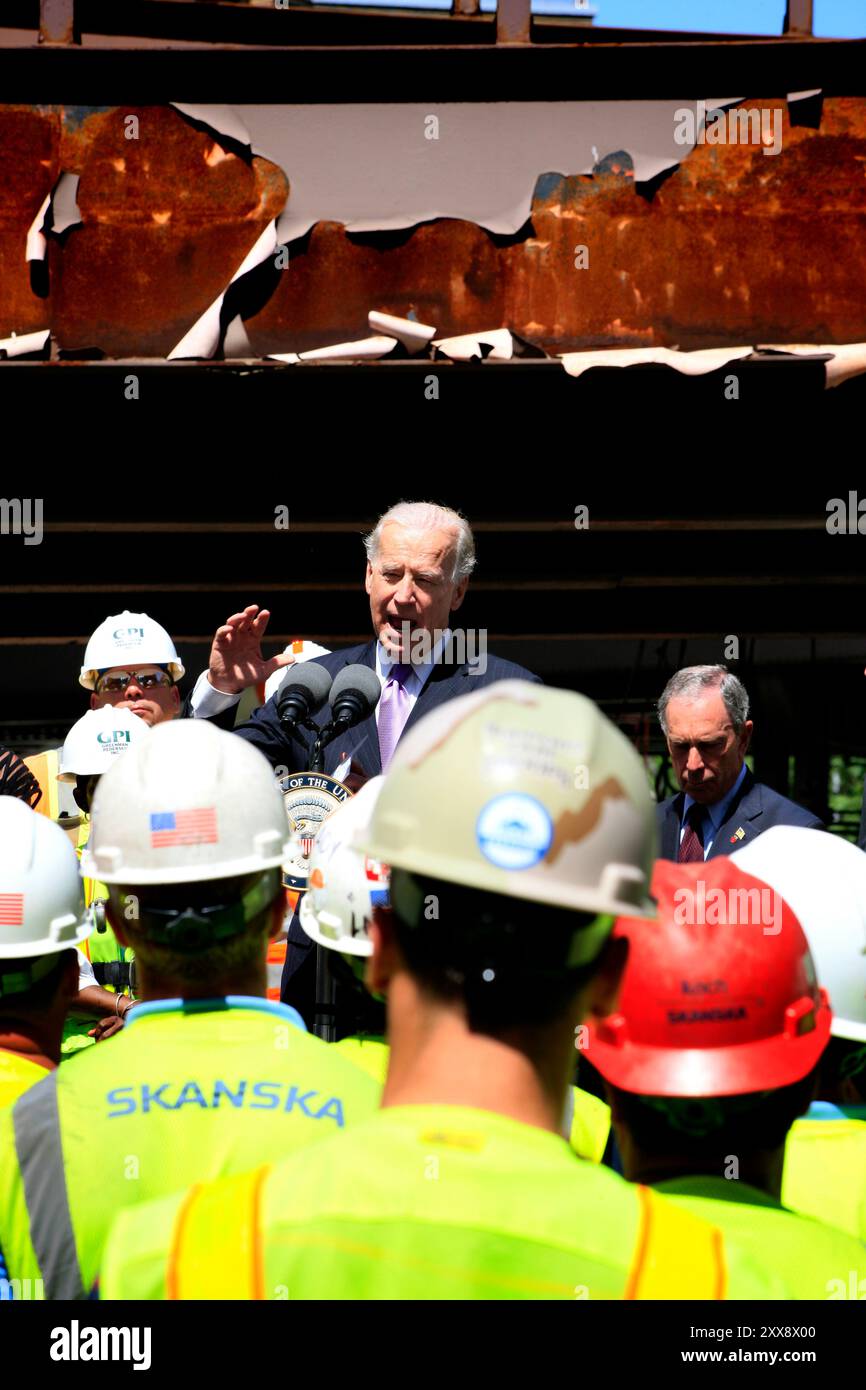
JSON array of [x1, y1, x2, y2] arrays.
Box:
[[729, 827, 746, 843]]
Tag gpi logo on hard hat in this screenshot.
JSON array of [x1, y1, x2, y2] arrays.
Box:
[[733, 825, 866, 1045], [587, 857, 832, 1097], [79, 611, 185, 690], [298, 777, 389, 957], [358, 680, 658, 921], [58, 707, 153, 782], [82, 719, 292, 886]]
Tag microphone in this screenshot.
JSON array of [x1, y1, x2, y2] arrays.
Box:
[[328, 664, 381, 730], [275, 662, 333, 728]]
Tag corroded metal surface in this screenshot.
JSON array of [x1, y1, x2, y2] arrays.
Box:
[[248, 97, 866, 354], [496, 0, 531, 46], [2, 98, 864, 356], [0, 107, 60, 336], [1, 104, 288, 355], [39, 0, 79, 46]]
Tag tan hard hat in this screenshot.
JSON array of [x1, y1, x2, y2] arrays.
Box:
[[359, 679, 657, 922]]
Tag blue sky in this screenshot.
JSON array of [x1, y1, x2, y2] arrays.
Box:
[[580, 0, 865, 35], [316, 0, 866, 33]]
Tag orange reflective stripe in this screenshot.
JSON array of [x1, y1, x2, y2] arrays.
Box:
[[168, 1167, 270, 1300], [266, 938, 286, 1002], [626, 1186, 726, 1300]]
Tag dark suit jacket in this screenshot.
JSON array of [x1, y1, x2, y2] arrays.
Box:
[[224, 637, 541, 777], [214, 638, 541, 1027], [656, 767, 824, 861]]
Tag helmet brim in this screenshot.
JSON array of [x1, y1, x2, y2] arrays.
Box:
[[588, 1004, 832, 1097]]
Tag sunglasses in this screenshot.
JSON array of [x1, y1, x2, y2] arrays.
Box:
[[95, 668, 173, 695]]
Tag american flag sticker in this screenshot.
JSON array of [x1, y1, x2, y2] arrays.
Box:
[[150, 808, 218, 848], [0, 894, 24, 926]]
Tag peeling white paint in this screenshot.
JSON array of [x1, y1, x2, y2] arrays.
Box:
[[167, 218, 277, 360], [171, 100, 747, 241]]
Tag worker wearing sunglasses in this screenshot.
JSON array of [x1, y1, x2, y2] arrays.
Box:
[[92, 665, 181, 727]]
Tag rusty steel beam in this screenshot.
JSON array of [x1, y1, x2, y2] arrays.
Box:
[[39, 0, 80, 45], [4, 99, 866, 357], [452, 0, 481, 16], [784, 0, 814, 37], [496, 0, 531, 46], [243, 98, 866, 356]]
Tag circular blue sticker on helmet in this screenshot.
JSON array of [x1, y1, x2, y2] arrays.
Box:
[[476, 794, 553, 871]]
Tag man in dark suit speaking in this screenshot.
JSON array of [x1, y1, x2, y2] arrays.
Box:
[[194, 501, 540, 1019], [656, 664, 822, 863]]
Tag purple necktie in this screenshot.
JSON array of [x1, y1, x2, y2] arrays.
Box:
[[378, 664, 413, 772], [678, 803, 706, 863]]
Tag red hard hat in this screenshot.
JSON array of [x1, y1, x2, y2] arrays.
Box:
[[587, 856, 832, 1097]]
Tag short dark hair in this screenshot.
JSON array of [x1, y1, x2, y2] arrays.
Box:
[[820, 1036, 866, 1103], [389, 868, 605, 1032], [109, 871, 280, 985], [609, 1073, 816, 1160], [0, 949, 76, 1012]]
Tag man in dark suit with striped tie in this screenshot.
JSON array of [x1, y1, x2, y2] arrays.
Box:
[[655, 665, 823, 864], [195, 501, 541, 1024]]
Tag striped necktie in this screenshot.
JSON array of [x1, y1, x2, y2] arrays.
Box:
[[678, 803, 706, 863], [378, 664, 413, 773]]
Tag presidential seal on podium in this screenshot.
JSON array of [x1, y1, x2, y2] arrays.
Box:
[[279, 770, 354, 891]]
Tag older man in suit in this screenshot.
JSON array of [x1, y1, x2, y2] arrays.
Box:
[[656, 665, 823, 863], [193, 501, 540, 1021]]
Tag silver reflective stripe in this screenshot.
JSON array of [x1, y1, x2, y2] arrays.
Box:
[[13, 1073, 84, 1300]]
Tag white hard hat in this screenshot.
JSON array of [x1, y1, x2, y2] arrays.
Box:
[[58, 706, 153, 782], [82, 719, 291, 886], [299, 777, 388, 957], [79, 610, 185, 690], [264, 641, 331, 701], [0, 799, 91, 960], [732, 826, 866, 1043]]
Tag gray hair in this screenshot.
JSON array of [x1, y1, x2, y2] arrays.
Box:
[[657, 665, 750, 736], [363, 501, 476, 585]]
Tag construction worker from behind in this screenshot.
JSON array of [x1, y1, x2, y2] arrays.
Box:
[[0, 800, 92, 1109], [732, 826, 866, 1243], [302, 774, 612, 1158], [0, 719, 379, 1299], [587, 856, 866, 1299], [56, 707, 154, 1053], [100, 681, 789, 1300], [189, 625, 332, 998]]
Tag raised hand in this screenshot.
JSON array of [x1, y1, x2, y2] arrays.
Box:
[[207, 605, 296, 695]]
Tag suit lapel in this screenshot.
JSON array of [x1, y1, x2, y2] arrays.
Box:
[[401, 639, 472, 741], [326, 641, 382, 777], [707, 769, 761, 857], [661, 794, 684, 860]]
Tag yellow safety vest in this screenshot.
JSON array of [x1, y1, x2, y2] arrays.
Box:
[[0, 1051, 50, 1110], [333, 1039, 612, 1163], [0, 997, 380, 1299], [783, 1107, 866, 1242], [23, 748, 68, 821], [100, 1104, 789, 1300], [655, 1174, 866, 1300]]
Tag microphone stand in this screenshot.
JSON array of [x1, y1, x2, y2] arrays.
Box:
[[278, 709, 338, 1039], [280, 702, 372, 1042]]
